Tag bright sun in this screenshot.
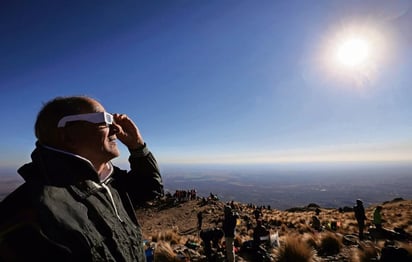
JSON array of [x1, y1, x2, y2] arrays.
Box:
[[336, 37, 370, 68], [318, 22, 388, 88]]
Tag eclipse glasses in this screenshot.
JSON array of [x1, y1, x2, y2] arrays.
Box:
[[57, 112, 113, 128]]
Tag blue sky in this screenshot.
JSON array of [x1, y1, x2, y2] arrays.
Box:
[[1, 0, 412, 170]]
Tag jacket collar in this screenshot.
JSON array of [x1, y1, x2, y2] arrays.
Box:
[[18, 143, 112, 187]]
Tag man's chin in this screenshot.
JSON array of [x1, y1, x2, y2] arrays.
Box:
[[111, 149, 120, 158], [105, 148, 120, 159]]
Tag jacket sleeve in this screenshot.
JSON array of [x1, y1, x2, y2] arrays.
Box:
[[115, 143, 164, 207]]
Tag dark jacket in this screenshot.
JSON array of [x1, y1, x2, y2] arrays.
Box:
[[0, 144, 163, 261], [354, 204, 367, 222], [253, 224, 269, 246], [222, 208, 238, 238]]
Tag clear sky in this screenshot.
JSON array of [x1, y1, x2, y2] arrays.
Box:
[[1, 0, 412, 170]]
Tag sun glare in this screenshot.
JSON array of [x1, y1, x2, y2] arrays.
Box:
[[336, 37, 370, 68], [317, 22, 388, 88]]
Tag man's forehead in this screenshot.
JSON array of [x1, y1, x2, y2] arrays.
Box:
[[84, 99, 105, 112]]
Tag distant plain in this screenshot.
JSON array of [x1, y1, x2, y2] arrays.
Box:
[[1, 162, 411, 210], [161, 162, 412, 210]]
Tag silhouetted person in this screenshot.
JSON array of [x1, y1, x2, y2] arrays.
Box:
[[373, 205, 383, 230], [253, 208, 262, 220], [311, 216, 321, 231], [197, 211, 203, 230], [253, 220, 269, 250], [0, 96, 163, 261], [200, 227, 224, 261], [353, 199, 367, 240], [223, 205, 239, 262]]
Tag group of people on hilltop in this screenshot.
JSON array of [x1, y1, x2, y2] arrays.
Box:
[[247, 203, 271, 211], [199, 204, 239, 262], [173, 189, 197, 202], [199, 202, 278, 262], [354, 199, 385, 240]]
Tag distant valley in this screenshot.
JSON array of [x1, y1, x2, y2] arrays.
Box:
[[161, 162, 412, 210], [1, 163, 411, 210]]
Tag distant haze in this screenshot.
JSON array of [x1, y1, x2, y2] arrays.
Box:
[[161, 162, 412, 210], [1, 162, 411, 210]]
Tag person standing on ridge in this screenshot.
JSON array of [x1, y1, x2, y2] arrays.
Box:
[[353, 199, 367, 240], [223, 205, 239, 262], [0, 96, 163, 261], [197, 211, 203, 230], [373, 205, 383, 231], [253, 207, 262, 221]]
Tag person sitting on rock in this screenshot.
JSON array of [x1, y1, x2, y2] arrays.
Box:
[[253, 220, 269, 249], [311, 215, 322, 231], [199, 227, 224, 261]]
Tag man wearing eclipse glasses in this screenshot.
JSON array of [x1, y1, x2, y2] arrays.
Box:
[[0, 96, 163, 261]]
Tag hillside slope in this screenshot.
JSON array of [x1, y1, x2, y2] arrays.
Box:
[[136, 197, 412, 261]]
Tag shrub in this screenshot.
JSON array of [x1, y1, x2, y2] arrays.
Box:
[[152, 230, 181, 245], [301, 233, 319, 250], [318, 232, 342, 256], [153, 241, 182, 262], [275, 236, 317, 262], [351, 241, 379, 262], [297, 223, 314, 235]]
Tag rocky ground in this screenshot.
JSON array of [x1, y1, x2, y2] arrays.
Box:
[[136, 197, 412, 261]]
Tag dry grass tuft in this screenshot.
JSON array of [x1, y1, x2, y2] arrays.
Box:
[[399, 242, 412, 254], [301, 233, 319, 250], [297, 223, 314, 234], [234, 235, 243, 247], [275, 236, 318, 262], [351, 241, 380, 262], [318, 232, 342, 256], [151, 229, 182, 245], [153, 241, 182, 262]]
